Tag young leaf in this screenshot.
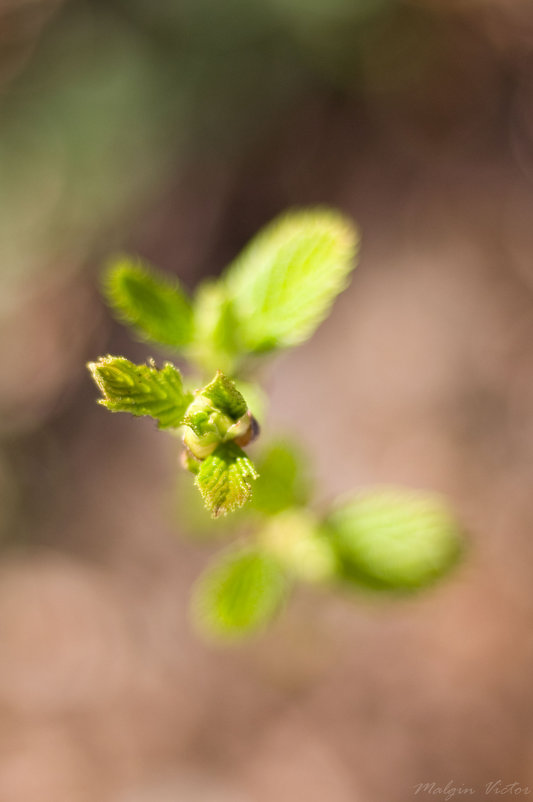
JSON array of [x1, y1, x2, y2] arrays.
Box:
[[201, 370, 247, 420], [195, 442, 258, 517], [88, 356, 192, 429], [182, 372, 255, 460], [327, 487, 464, 592], [191, 548, 288, 640], [223, 208, 359, 352], [182, 409, 213, 438], [104, 256, 193, 349]]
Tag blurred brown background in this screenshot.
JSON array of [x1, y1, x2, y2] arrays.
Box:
[[1, 0, 533, 800]]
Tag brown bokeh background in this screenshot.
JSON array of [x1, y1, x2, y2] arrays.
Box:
[[1, 1, 533, 800]]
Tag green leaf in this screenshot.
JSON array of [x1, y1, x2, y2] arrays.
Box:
[[103, 256, 193, 349], [195, 442, 258, 517], [88, 356, 192, 429], [201, 370, 247, 420], [191, 548, 288, 640], [223, 207, 359, 352], [251, 440, 312, 515], [326, 487, 464, 592]]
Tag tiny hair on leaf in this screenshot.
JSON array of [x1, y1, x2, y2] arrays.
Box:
[[195, 442, 258, 517], [200, 370, 248, 420], [88, 356, 192, 429]]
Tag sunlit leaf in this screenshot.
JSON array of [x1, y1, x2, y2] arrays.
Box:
[[223, 208, 359, 352], [195, 442, 258, 517], [327, 487, 464, 592], [201, 370, 247, 420], [191, 548, 288, 640], [88, 356, 191, 429], [104, 256, 193, 349]]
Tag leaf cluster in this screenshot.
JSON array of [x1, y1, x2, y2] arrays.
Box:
[[90, 208, 359, 518], [190, 445, 464, 641], [87, 206, 466, 642], [102, 208, 359, 374]]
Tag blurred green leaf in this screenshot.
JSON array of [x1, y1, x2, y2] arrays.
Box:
[[195, 442, 258, 517], [104, 257, 194, 349], [223, 208, 359, 353], [88, 356, 192, 429], [251, 440, 312, 515], [191, 547, 288, 640], [327, 487, 463, 592]]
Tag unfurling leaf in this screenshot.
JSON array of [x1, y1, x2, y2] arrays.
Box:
[[191, 548, 288, 640], [88, 356, 192, 429], [182, 372, 256, 461], [195, 442, 258, 517], [104, 256, 193, 349], [223, 208, 359, 353], [326, 487, 464, 592], [201, 370, 247, 420]]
